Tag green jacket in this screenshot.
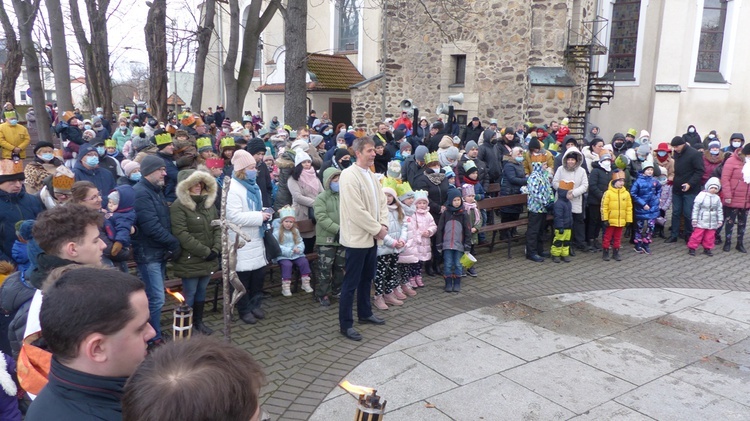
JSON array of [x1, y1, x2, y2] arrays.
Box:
[[170, 169, 221, 278], [314, 167, 342, 246]]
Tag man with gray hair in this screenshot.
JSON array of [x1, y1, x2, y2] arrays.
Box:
[[338, 137, 389, 341]]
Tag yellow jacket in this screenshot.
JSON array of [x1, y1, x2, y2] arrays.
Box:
[[0, 122, 30, 159], [601, 181, 633, 227], [339, 164, 389, 248]]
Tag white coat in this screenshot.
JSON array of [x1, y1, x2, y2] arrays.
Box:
[[226, 179, 267, 272]]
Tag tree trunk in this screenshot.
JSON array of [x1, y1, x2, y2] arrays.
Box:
[[190, 0, 215, 112], [281, 1, 307, 129], [11, 0, 51, 142], [223, 0, 278, 120], [0, 1, 22, 105], [145, 0, 168, 122], [45, 0, 73, 111], [69, 0, 113, 117]]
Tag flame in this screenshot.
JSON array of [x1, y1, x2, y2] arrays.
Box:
[[166, 288, 185, 303], [339, 380, 374, 396]]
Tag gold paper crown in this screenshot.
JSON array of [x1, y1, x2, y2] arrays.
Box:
[[558, 180, 575, 190], [220, 137, 236, 149], [51, 165, 75, 192], [0, 159, 23, 176], [396, 182, 413, 198], [381, 177, 398, 191], [196, 137, 212, 150], [611, 170, 626, 181], [424, 151, 438, 165], [155, 133, 173, 146], [531, 153, 547, 163], [278, 205, 296, 221], [104, 139, 116, 148]]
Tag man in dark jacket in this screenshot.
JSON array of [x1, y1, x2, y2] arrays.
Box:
[[0, 161, 43, 263], [153, 131, 179, 203], [25, 268, 155, 421], [213, 105, 226, 127], [132, 155, 181, 345], [247, 137, 273, 207], [477, 129, 503, 184], [666, 136, 704, 243], [460, 117, 484, 148], [402, 145, 428, 185], [73, 143, 116, 207]]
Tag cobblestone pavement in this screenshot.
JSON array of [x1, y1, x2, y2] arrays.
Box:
[[170, 235, 750, 420]]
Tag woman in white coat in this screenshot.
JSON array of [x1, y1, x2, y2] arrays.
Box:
[[226, 149, 272, 324]]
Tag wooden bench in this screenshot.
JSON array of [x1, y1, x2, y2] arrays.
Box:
[[486, 183, 501, 195], [476, 193, 553, 258], [264, 252, 320, 293]]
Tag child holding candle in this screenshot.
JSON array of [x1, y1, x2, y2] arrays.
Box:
[[274, 206, 313, 297]]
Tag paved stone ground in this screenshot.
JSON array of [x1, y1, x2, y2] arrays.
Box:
[[174, 234, 750, 420]]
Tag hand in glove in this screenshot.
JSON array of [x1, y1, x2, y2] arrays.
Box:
[[205, 251, 218, 261], [558, 228, 564, 234], [602, 220, 610, 228], [111, 241, 123, 257]]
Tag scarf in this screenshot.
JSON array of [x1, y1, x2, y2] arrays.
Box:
[[298, 167, 321, 196], [743, 157, 750, 184], [463, 201, 480, 222], [425, 170, 445, 186], [234, 175, 264, 235]]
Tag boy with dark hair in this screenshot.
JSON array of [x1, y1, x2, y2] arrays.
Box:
[[123, 336, 266, 421]]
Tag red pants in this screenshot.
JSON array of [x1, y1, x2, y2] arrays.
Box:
[[603, 226, 623, 249], [687, 227, 716, 251]]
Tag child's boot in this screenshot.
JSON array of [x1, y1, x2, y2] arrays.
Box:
[[723, 240, 731, 252], [613, 248, 621, 261], [401, 283, 417, 297], [551, 256, 560, 263], [415, 275, 424, 287], [633, 242, 643, 254], [561, 255, 571, 263], [703, 248, 713, 256], [688, 248, 696, 256], [408, 277, 418, 289], [467, 267, 477, 277], [373, 294, 388, 310], [642, 243, 651, 255], [393, 286, 407, 300], [384, 291, 403, 306], [452, 275, 461, 292], [602, 248, 610, 261], [281, 280, 292, 297], [300, 275, 314, 293], [444, 276, 453, 292]]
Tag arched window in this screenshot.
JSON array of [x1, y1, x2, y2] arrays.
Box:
[[606, 0, 641, 81]]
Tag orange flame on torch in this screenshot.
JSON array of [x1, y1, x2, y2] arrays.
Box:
[[339, 380, 374, 396], [166, 288, 185, 303]]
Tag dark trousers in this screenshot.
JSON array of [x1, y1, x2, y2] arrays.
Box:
[[572, 212, 586, 248], [525, 212, 547, 256], [236, 267, 265, 316], [671, 193, 697, 239], [339, 245, 377, 330], [586, 204, 603, 241]]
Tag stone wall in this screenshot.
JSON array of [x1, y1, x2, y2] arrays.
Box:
[[351, 0, 598, 130]]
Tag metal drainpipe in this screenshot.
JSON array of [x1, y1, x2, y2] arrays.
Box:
[[381, 0, 388, 122], [217, 8, 225, 107]]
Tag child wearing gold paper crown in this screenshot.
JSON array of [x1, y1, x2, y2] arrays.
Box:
[[601, 170, 633, 261], [274, 206, 314, 297], [551, 180, 575, 263]]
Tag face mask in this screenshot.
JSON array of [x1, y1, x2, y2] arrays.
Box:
[[40, 153, 54, 162], [340, 160, 351, 168], [330, 181, 340, 192], [688, 128, 695, 133], [657, 151, 667, 157], [600, 161, 611, 172], [514, 156, 524, 163], [84, 124, 92, 130], [708, 134, 715, 139], [733, 141, 742, 148], [85, 156, 99, 167], [245, 169, 257, 180], [402, 152, 411, 158], [130, 172, 142, 181], [223, 128, 230, 134], [9, 119, 17, 125], [339, 127, 346, 133], [614, 142, 624, 149], [324, 129, 333, 136], [97, 113, 103, 118], [637, 155, 646, 162], [120, 126, 127, 131], [96, 146, 106, 155], [710, 149, 720, 156]]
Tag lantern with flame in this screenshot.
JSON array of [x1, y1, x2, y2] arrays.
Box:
[[339, 380, 387, 420], [167, 289, 193, 341]]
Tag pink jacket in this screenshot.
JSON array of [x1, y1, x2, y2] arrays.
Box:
[[398, 208, 437, 264], [721, 150, 750, 209]]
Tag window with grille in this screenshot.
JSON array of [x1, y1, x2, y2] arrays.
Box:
[[695, 0, 728, 83], [336, 0, 359, 52], [606, 0, 641, 81], [453, 55, 466, 86]]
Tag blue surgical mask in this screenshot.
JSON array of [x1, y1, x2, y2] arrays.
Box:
[[515, 156, 524, 163], [245, 169, 257, 180], [9, 119, 17, 125], [330, 181, 340, 192], [120, 126, 127, 131], [402, 152, 411, 158], [40, 153, 54, 161], [657, 151, 667, 157], [96, 146, 106, 155], [324, 129, 333, 136], [84, 124, 92, 130], [130, 172, 142, 181], [85, 156, 99, 166], [710, 149, 720, 156]]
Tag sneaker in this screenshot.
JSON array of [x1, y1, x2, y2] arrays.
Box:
[[281, 280, 292, 297], [703, 249, 713, 256], [642, 244, 651, 255], [401, 283, 417, 297], [633, 245, 644, 254], [415, 275, 424, 287], [551, 256, 561, 263], [561, 256, 571, 263], [317, 295, 331, 307], [373, 294, 388, 310], [383, 292, 403, 306], [467, 267, 477, 277], [393, 286, 407, 300], [688, 248, 696, 256], [300, 276, 314, 293]]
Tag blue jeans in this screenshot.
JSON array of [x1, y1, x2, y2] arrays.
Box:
[[442, 249, 462, 277], [671, 193, 697, 239], [137, 261, 166, 341], [339, 245, 377, 331], [181, 276, 210, 307]]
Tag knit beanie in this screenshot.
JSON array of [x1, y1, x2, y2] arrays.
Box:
[[637, 143, 651, 156], [742, 143, 750, 156], [445, 188, 462, 206], [123, 160, 141, 177], [310, 134, 324, 149], [231, 149, 254, 171], [705, 176, 721, 191], [393, 129, 405, 141], [445, 146, 459, 161], [528, 138, 541, 151], [344, 133, 357, 147], [465, 140, 478, 151], [670, 136, 686, 147], [387, 161, 401, 179], [708, 140, 721, 150], [140, 155, 165, 177], [400, 142, 412, 152], [334, 148, 350, 162], [414, 145, 429, 162], [247, 137, 266, 155], [132, 133, 152, 152], [294, 150, 312, 166], [33, 141, 54, 154]]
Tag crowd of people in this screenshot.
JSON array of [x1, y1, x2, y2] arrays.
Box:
[[0, 98, 746, 418]]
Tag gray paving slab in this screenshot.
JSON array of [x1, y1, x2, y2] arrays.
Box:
[[428, 374, 575, 420], [369, 331, 432, 358], [714, 337, 750, 366], [519, 290, 620, 312], [694, 291, 750, 324], [502, 353, 636, 414], [381, 401, 454, 421], [466, 301, 541, 324], [569, 401, 655, 420], [670, 357, 750, 407], [659, 306, 750, 345], [610, 288, 703, 313], [473, 319, 586, 361], [615, 376, 750, 420], [583, 294, 668, 324], [524, 301, 632, 340], [415, 312, 493, 340], [663, 288, 729, 300]]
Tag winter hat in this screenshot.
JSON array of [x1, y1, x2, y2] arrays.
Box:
[[656, 143, 671, 153], [294, 150, 312, 167], [310, 134, 324, 149], [83, 129, 96, 140], [396, 182, 414, 201], [626, 128, 638, 138], [123, 160, 141, 177], [445, 188, 463, 206], [465, 140, 478, 151], [599, 153, 613, 162], [387, 160, 402, 179], [334, 148, 350, 162], [33, 141, 54, 154], [443, 166, 455, 178], [705, 177, 721, 191], [639, 130, 650, 139], [708, 140, 721, 150], [291, 138, 309, 152], [231, 149, 254, 171], [247, 137, 266, 155], [642, 162, 654, 171], [615, 154, 629, 170], [564, 135, 578, 147], [742, 143, 750, 156], [400, 142, 412, 152], [414, 145, 429, 162], [670, 136, 686, 147], [382, 187, 397, 201], [463, 159, 478, 175], [344, 132, 357, 147], [413, 190, 429, 205], [438, 136, 453, 150], [461, 183, 475, 197], [445, 146, 459, 161], [482, 129, 496, 143], [140, 155, 165, 177], [393, 129, 405, 141], [132, 134, 152, 152], [222, 119, 232, 129], [528, 138, 541, 151], [637, 143, 651, 157]]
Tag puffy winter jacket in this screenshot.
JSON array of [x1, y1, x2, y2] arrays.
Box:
[[587, 161, 611, 206], [398, 206, 437, 263], [225, 178, 267, 272], [552, 147, 588, 214], [132, 177, 181, 263], [672, 144, 704, 194], [156, 151, 179, 203], [692, 190, 723, 229], [701, 151, 723, 186], [273, 151, 295, 210], [273, 219, 305, 262], [720, 149, 750, 209], [0, 188, 43, 262], [553, 189, 573, 230], [500, 158, 527, 214], [314, 168, 342, 246], [288, 171, 323, 239], [170, 170, 221, 279], [477, 137, 503, 182], [73, 143, 116, 207], [630, 174, 661, 220], [436, 208, 471, 252], [601, 181, 633, 227], [378, 206, 408, 256]]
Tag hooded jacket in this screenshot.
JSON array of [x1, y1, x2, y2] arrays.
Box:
[[314, 168, 342, 247], [477, 129, 503, 182], [692, 178, 723, 229], [73, 143, 116, 207], [436, 202, 472, 252], [460, 122, 484, 146], [587, 160, 611, 206], [132, 176, 181, 263], [720, 149, 750, 209], [552, 147, 588, 213], [601, 180, 633, 227], [273, 150, 296, 211], [170, 169, 220, 278], [683, 125, 702, 149], [413, 167, 450, 220], [399, 199, 437, 263], [0, 122, 30, 159], [287, 167, 323, 239], [103, 185, 136, 246], [500, 156, 527, 214], [156, 151, 179, 203], [701, 149, 724, 186], [610, 132, 630, 157], [630, 173, 661, 220], [0, 187, 43, 263], [553, 188, 573, 229]]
